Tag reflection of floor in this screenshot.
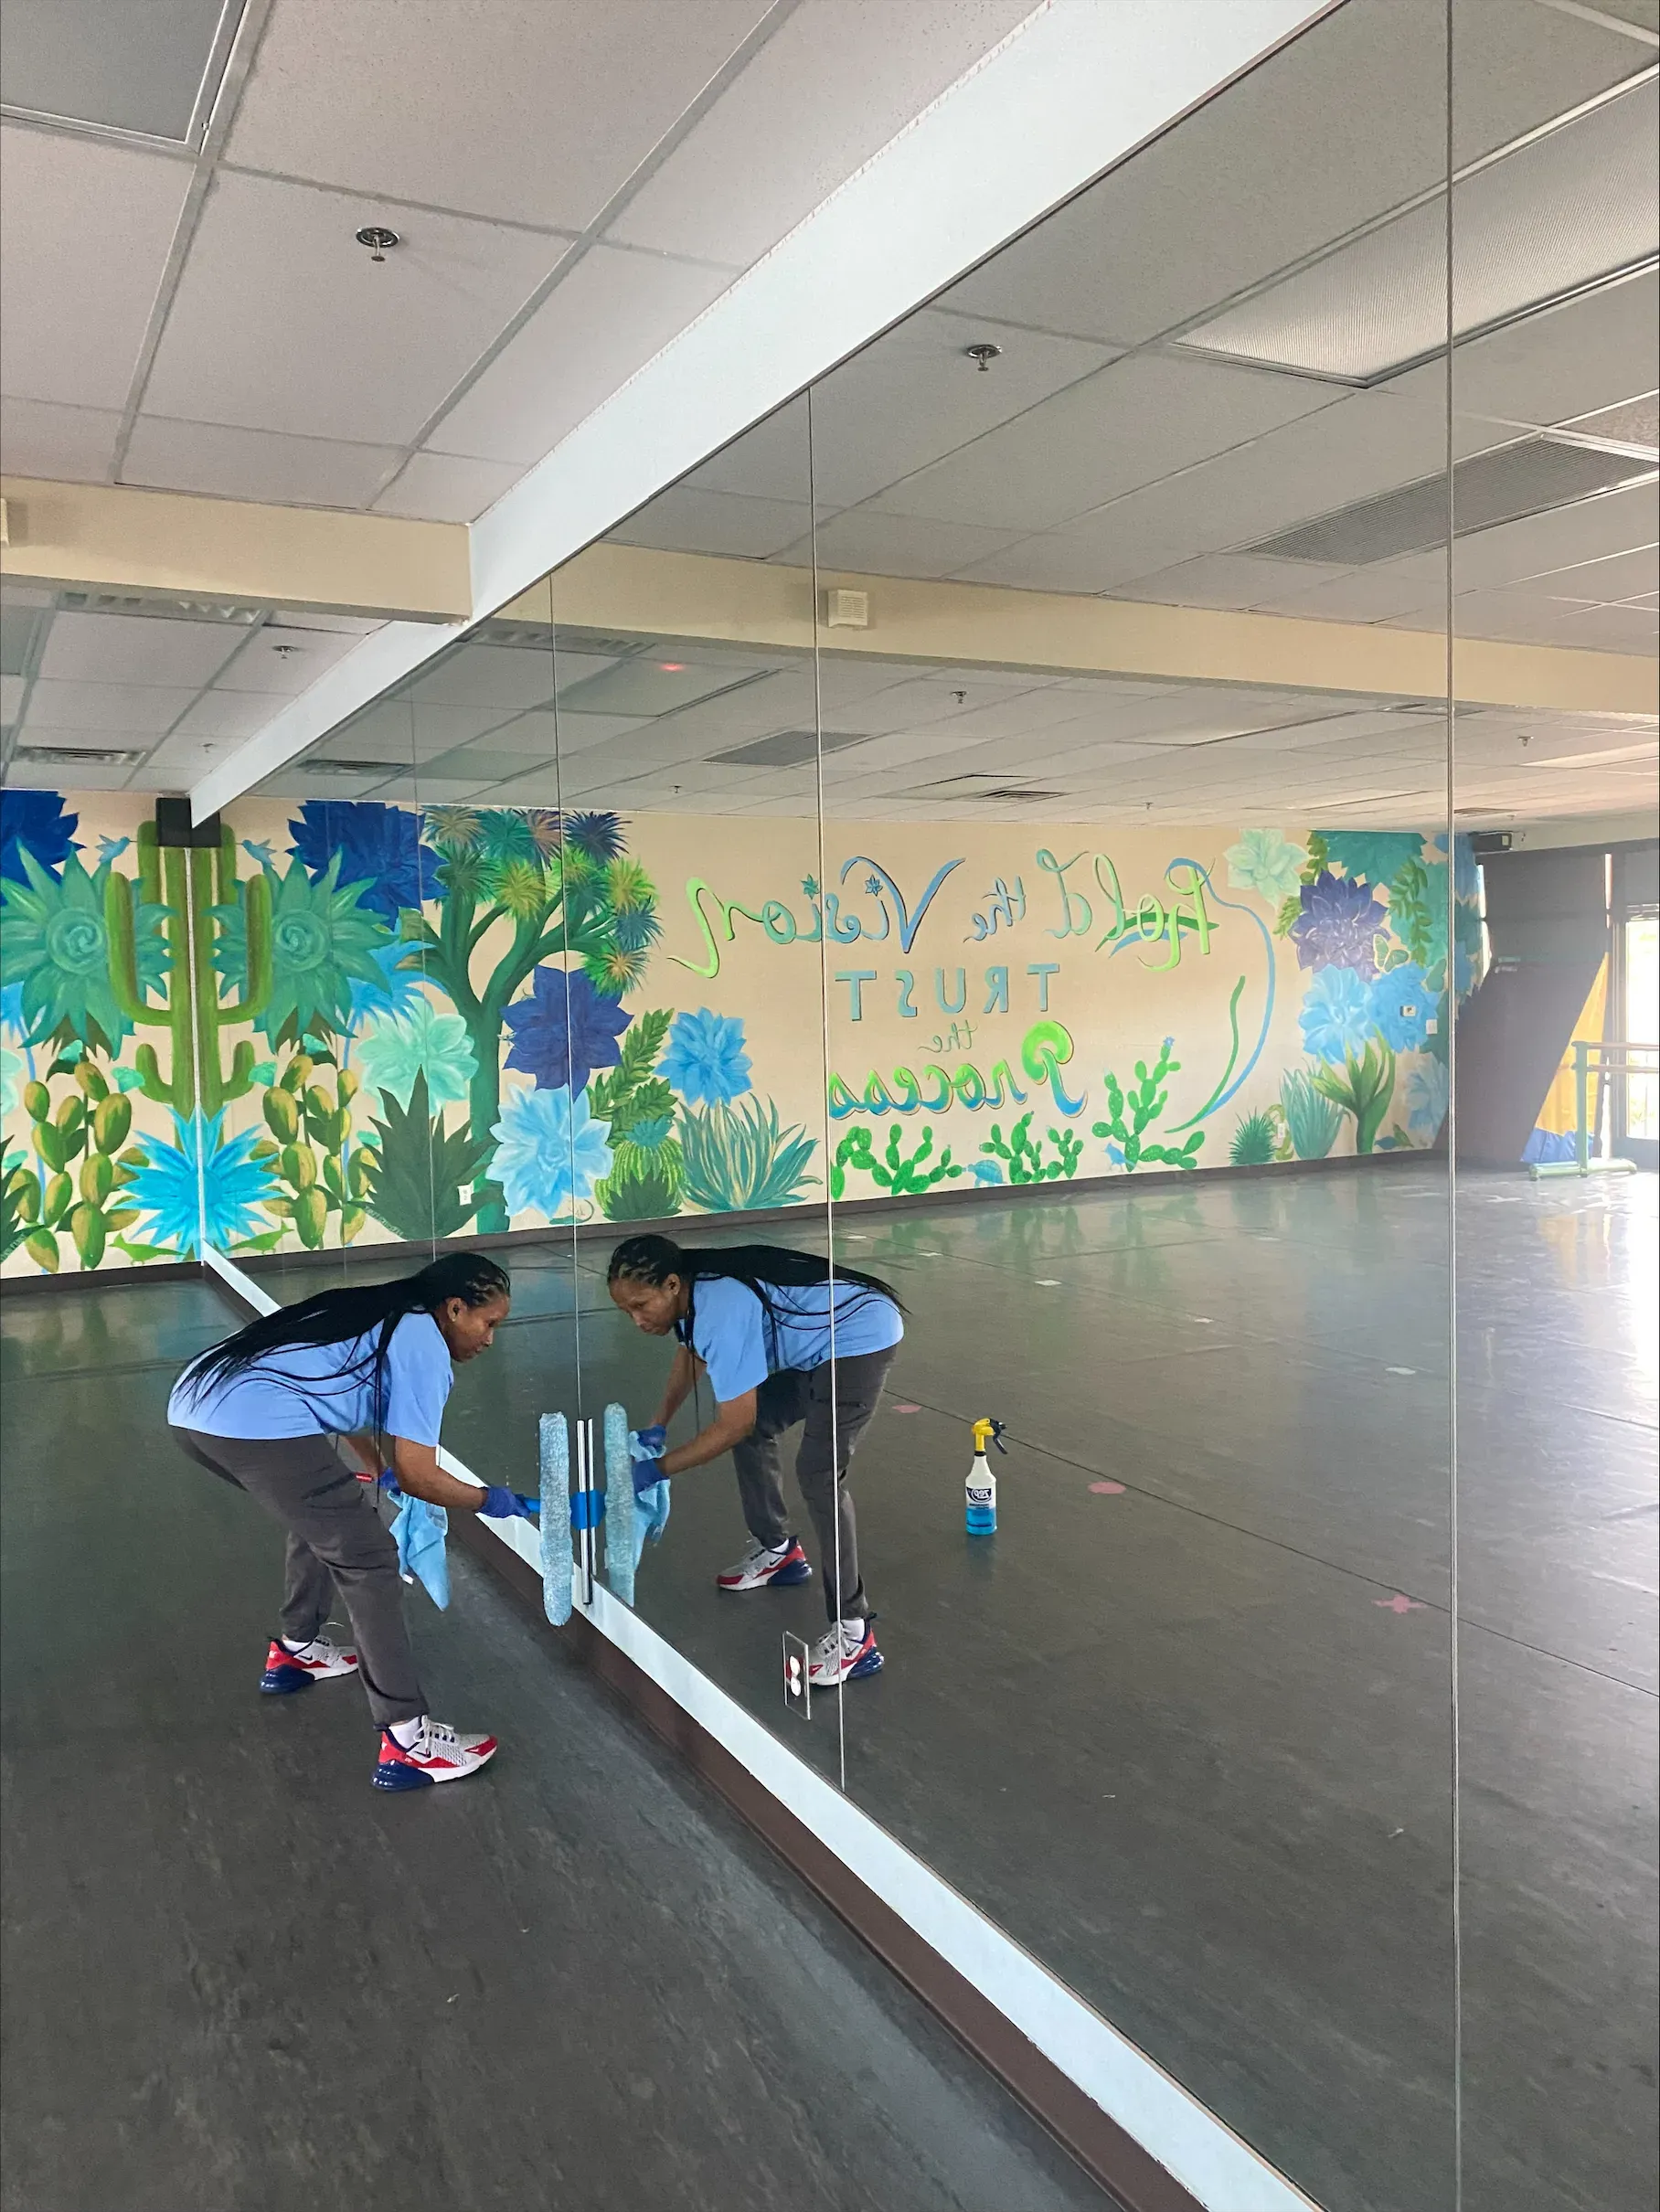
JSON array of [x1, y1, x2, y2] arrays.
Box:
[[0, 1280, 1106, 2212], [439, 1165, 1657, 2212]]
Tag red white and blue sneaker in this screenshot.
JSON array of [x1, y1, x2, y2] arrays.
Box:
[[807, 1618, 883, 1687], [259, 1634, 359, 1694], [717, 1537, 813, 1592], [373, 1717, 498, 1792]]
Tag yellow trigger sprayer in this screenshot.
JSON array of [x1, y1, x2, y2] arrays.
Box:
[[965, 1417, 1007, 1537]]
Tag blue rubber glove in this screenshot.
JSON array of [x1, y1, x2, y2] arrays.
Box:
[[479, 1484, 538, 1521], [632, 1425, 667, 1457], [378, 1471, 403, 1502], [631, 1453, 665, 1499]]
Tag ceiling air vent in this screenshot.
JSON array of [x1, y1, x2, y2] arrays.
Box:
[[14, 745, 145, 767], [57, 590, 261, 622], [919, 773, 1066, 803], [301, 759, 395, 778], [1246, 438, 1655, 565], [709, 729, 873, 769], [968, 786, 1065, 803]]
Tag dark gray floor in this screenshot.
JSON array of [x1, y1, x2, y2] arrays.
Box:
[[0, 1281, 1112, 2212], [420, 1165, 1655, 2212]]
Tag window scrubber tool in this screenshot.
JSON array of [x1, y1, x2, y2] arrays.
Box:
[[539, 1412, 572, 1625], [603, 1402, 636, 1606]]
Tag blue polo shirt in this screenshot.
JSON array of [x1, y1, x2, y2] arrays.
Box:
[[168, 1312, 453, 1444], [681, 1277, 902, 1405]]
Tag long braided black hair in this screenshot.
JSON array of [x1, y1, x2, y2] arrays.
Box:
[[607, 1234, 902, 1363], [177, 1252, 511, 1420]]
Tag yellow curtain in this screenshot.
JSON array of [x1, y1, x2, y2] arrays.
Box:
[[1537, 960, 1608, 1134]]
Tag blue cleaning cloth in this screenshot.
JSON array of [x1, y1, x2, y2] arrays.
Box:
[[634, 1478, 671, 1553], [627, 1422, 671, 1554], [390, 1496, 450, 1610]]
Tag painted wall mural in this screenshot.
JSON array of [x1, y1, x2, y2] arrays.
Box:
[[1, 789, 1483, 1276]]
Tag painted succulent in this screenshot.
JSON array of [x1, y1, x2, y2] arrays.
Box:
[[0, 791, 80, 885], [215, 855, 394, 1046], [1289, 870, 1388, 977], [0, 848, 166, 1048], [289, 801, 441, 923], [503, 966, 632, 1094]]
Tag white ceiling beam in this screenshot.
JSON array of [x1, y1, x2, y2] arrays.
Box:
[[189, 0, 1337, 821]]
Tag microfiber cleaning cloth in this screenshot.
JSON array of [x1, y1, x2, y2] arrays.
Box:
[[605, 1402, 670, 1608], [539, 1412, 572, 1626], [390, 1497, 450, 1611]]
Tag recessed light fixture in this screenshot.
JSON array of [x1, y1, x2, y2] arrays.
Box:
[[963, 342, 1002, 372], [658, 663, 686, 673], [355, 226, 399, 262]]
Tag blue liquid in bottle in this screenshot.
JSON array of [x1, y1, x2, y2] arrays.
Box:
[[965, 1459, 997, 1536]]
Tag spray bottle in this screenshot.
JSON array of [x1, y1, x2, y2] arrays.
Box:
[[965, 1417, 1007, 1536]]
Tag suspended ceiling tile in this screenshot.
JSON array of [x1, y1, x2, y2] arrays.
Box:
[[173, 688, 293, 739], [1450, 479, 1659, 591], [939, 0, 1646, 351], [39, 611, 247, 686], [872, 353, 1341, 534], [684, 399, 814, 504], [1182, 78, 1659, 381], [256, 768, 395, 799], [0, 397, 122, 482], [1251, 553, 1449, 623], [794, 507, 1030, 581], [612, 484, 816, 560], [142, 170, 566, 445], [610, 0, 1042, 260], [24, 679, 197, 733], [1517, 542, 1660, 603], [769, 310, 1117, 513], [0, 125, 193, 411], [5, 756, 133, 790], [213, 623, 368, 695], [1533, 602, 1659, 651], [949, 530, 1166, 597], [426, 245, 734, 467], [224, 0, 769, 230], [1387, 265, 1659, 430], [1049, 387, 1491, 581], [371, 451, 522, 523], [407, 642, 559, 711], [822, 675, 1051, 739], [1109, 552, 1350, 611], [486, 709, 645, 760], [144, 731, 246, 772], [122, 416, 402, 508]]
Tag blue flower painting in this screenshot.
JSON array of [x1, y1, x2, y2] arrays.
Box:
[[125, 1111, 276, 1257], [1224, 828, 1308, 905], [564, 812, 625, 864], [289, 801, 439, 923], [490, 1085, 613, 1220], [1299, 967, 1376, 1064], [1319, 833, 1424, 888], [348, 941, 428, 1024], [1369, 963, 1434, 1052], [1406, 1059, 1450, 1133], [660, 1009, 752, 1106], [0, 792, 79, 886], [356, 998, 478, 1109], [503, 966, 632, 1093], [1290, 871, 1387, 977]]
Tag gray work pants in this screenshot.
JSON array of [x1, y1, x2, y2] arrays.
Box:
[[174, 1428, 425, 1728], [731, 1348, 896, 1622]]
